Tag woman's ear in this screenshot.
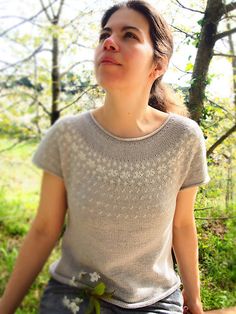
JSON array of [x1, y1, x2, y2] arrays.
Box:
[[150, 56, 168, 80]]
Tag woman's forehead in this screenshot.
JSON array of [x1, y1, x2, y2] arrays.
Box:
[[103, 7, 150, 33]]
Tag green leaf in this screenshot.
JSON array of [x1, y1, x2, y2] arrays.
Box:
[[185, 62, 193, 72], [197, 19, 204, 26], [92, 282, 106, 296], [94, 298, 101, 314], [85, 297, 95, 314]]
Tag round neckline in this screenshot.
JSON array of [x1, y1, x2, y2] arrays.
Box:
[[88, 109, 172, 142]]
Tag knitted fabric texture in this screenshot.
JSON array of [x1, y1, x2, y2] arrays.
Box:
[[32, 110, 211, 309]]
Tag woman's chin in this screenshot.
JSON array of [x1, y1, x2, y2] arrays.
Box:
[[97, 80, 124, 91]]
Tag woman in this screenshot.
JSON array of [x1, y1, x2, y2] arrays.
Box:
[[0, 1, 211, 313]]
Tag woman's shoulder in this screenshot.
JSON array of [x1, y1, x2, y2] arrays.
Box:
[[170, 112, 204, 138], [51, 111, 87, 131]]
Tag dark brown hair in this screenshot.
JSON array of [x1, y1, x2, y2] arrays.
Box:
[[100, 0, 190, 117]]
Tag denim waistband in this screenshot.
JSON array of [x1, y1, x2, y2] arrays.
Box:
[[39, 277, 184, 314]]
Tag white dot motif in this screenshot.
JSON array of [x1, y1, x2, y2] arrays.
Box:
[[146, 169, 155, 177], [133, 171, 144, 179], [108, 169, 119, 177], [120, 171, 130, 179]]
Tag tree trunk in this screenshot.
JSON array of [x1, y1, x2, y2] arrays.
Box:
[[188, 0, 225, 123], [51, 19, 60, 125]]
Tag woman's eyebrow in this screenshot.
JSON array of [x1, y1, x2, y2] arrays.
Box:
[[101, 26, 142, 34]]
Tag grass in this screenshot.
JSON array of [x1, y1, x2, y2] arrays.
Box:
[[0, 138, 61, 313], [0, 137, 235, 312], [198, 214, 236, 309], [194, 179, 236, 309]]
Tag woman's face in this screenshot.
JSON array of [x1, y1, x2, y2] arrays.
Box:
[[94, 7, 158, 92]]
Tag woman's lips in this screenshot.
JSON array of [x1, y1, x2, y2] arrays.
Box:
[[100, 57, 121, 65], [101, 61, 120, 65]]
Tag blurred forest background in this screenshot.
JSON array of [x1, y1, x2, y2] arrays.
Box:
[[0, 0, 235, 313]]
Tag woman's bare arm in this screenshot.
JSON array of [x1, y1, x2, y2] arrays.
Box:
[[172, 185, 203, 314], [0, 171, 67, 314]]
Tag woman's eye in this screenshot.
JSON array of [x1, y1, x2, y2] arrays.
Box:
[[124, 32, 138, 40], [99, 32, 138, 42]]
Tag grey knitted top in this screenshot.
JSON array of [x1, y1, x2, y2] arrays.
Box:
[[32, 109, 211, 309]]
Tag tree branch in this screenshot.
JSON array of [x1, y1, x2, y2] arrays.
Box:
[[171, 63, 192, 75], [39, 0, 53, 22], [61, 13, 83, 29], [61, 8, 94, 29], [221, 14, 236, 20], [225, 2, 236, 13], [48, 0, 56, 18], [0, 45, 43, 71], [55, 0, 65, 20], [60, 60, 93, 78], [0, 60, 10, 66], [0, 139, 27, 154], [71, 42, 94, 50], [59, 85, 97, 112], [4, 34, 37, 52], [213, 52, 236, 58], [0, 0, 57, 37], [207, 123, 236, 157], [207, 98, 234, 116], [0, 15, 45, 29], [23, 92, 51, 115], [215, 27, 236, 41], [175, 0, 204, 14], [170, 24, 196, 39], [4, 31, 52, 53], [0, 90, 50, 116]]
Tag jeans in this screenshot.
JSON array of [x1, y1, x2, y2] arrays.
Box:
[[39, 277, 183, 314]]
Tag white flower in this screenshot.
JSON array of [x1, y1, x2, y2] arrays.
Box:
[[70, 276, 77, 287], [89, 272, 101, 282], [63, 296, 82, 314], [70, 302, 80, 314], [75, 297, 83, 304], [78, 271, 87, 280], [63, 295, 70, 307]]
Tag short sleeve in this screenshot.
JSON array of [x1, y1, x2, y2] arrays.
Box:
[[32, 119, 63, 178], [180, 124, 211, 190]]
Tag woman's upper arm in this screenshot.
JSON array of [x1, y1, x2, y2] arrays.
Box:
[[173, 186, 199, 228], [32, 171, 68, 237]]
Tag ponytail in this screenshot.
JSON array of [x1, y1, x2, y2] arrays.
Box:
[[149, 80, 190, 117]]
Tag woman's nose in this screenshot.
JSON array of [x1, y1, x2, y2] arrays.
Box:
[[103, 36, 119, 51]]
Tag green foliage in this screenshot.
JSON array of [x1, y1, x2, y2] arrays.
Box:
[[195, 184, 236, 310], [0, 190, 31, 236], [0, 243, 19, 274], [204, 73, 216, 86], [83, 281, 114, 314], [197, 19, 204, 27], [93, 298, 101, 314], [185, 62, 194, 72], [199, 223, 236, 287], [192, 32, 201, 48], [85, 296, 100, 314], [92, 283, 106, 296], [0, 139, 58, 313]]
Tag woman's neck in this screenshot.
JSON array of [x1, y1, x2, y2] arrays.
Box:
[[91, 91, 168, 138]]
